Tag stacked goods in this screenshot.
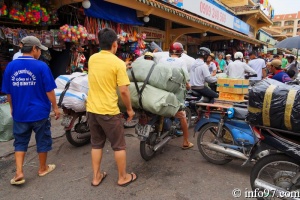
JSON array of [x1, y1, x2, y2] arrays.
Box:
[[247, 79, 300, 132], [217, 78, 249, 101], [55, 72, 88, 112], [55, 72, 88, 94], [54, 89, 87, 112], [118, 83, 181, 117], [127, 59, 185, 94], [120, 58, 186, 117], [153, 51, 195, 72]]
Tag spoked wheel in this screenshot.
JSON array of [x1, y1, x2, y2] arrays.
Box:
[[250, 154, 300, 200], [65, 129, 90, 147], [197, 123, 234, 165], [140, 132, 159, 161], [184, 107, 192, 128]]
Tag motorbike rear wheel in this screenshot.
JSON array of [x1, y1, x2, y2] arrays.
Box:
[[184, 107, 192, 128], [140, 132, 159, 161], [65, 130, 90, 147], [197, 123, 234, 165], [250, 154, 300, 200]]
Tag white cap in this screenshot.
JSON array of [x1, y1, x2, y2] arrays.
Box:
[[234, 52, 243, 59], [226, 54, 231, 57]]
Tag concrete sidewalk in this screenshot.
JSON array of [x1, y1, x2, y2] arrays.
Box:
[[0, 111, 65, 158]]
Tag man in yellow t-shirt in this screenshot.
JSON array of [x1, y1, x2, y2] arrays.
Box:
[[87, 28, 137, 187]]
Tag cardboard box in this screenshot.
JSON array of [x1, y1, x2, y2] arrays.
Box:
[[217, 78, 249, 94], [218, 92, 245, 102]]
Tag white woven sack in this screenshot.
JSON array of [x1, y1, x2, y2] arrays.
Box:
[[55, 89, 87, 112], [55, 72, 88, 94]]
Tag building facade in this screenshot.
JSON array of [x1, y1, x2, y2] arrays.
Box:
[[272, 12, 300, 37]]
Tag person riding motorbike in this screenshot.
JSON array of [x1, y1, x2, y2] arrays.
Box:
[[158, 42, 193, 149], [189, 47, 219, 103]]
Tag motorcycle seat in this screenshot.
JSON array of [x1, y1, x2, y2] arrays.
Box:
[[191, 90, 202, 98], [233, 107, 248, 120]]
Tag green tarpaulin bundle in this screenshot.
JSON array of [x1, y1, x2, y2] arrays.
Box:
[[127, 59, 185, 93], [0, 103, 14, 142], [119, 82, 181, 117]]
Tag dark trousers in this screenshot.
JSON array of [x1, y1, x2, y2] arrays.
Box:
[[193, 86, 219, 103]]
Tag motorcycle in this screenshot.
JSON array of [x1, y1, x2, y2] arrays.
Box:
[[60, 107, 137, 147], [135, 110, 185, 161], [248, 126, 300, 200], [195, 102, 258, 165], [61, 107, 90, 147], [185, 90, 210, 127]]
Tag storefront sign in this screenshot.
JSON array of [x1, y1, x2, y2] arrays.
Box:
[[258, 31, 277, 45], [163, 0, 250, 35], [172, 35, 187, 45], [187, 36, 201, 45], [138, 27, 165, 41]]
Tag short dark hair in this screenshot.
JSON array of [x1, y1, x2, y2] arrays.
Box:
[[98, 28, 118, 50], [273, 54, 280, 58], [287, 56, 295, 60], [287, 69, 296, 78], [21, 46, 34, 53]]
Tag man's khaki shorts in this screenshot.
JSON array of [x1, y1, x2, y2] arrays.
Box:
[[87, 112, 126, 151]]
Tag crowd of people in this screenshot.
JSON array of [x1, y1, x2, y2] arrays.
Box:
[[2, 28, 300, 188]]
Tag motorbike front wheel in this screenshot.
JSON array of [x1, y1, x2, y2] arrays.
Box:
[[65, 130, 90, 147], [250, 154, 300, 200], [197, 123, 234, 165]]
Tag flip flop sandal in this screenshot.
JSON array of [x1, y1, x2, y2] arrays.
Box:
[[182, 142, 194, 150], [118, 173, 138, 187], [91, 172, 107, 187], [38, 164, 56, 177], [10, 177, 25, 185]]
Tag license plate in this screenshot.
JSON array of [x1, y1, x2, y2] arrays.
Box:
[[61, 115, 73, 127], [135, 124, 151, 137]]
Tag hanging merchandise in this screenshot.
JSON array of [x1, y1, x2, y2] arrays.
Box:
[[0, 0, 7, 16], [59, 24, 88, 43], [9, 2, 25, 22], [68, 45, 87, 73], [84, 17, 98, 43]]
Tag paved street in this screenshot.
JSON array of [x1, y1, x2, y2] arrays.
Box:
[[0, 115, 255, 200]]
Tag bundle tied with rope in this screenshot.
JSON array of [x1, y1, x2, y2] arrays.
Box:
[[118, 59, 186, 117], [247, 78, 300, 132]]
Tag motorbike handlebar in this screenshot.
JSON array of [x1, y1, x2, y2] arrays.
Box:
[[245, 74, 257, 79]]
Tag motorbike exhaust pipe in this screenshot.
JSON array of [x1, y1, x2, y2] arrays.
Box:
[[76, 132, 91, 139], [153, 136, 172, 151], [201, 142, 248, 160], [254, 179, 300, 200]]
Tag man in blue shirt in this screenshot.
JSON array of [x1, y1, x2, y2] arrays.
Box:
[[2, 36, 60, 185], [270, 59, 291, 83]]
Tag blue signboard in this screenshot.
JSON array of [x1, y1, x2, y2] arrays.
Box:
[[233, 18, 250, 35]]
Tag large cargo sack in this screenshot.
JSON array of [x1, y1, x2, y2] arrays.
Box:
[[118, 82, 181, 117], [55, 72, 88, 94], [247, 78, 300, 132], [55, 89, 87, 112], [0, 103, 14, 142], [127, 59, 185, 93], [153, 52, 195, 72]]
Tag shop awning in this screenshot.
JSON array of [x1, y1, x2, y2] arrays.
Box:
[[84, 0, 143, 25]]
